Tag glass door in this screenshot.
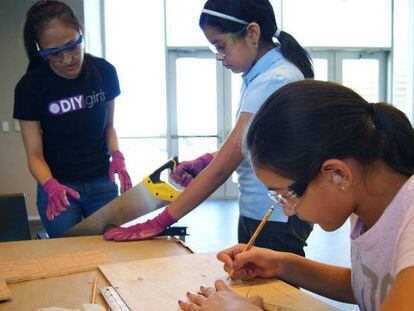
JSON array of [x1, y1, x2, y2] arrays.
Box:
[[310, 50, 388, 102], [167, 49, 237, 199], [336, 51, 387, 102], [310, 51, 335, 82]]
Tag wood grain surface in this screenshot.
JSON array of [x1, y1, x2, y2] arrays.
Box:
[[99, 252, 338, 311]]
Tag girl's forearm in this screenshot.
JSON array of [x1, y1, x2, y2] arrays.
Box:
[[106, 126, 120, 153], [28, 155, 53, 185], [280, 254, 356, 303], [168, 158, 234, 219]]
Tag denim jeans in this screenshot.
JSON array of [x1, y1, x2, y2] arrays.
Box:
[[37, 175, 118, 238], [238, 215, 313, 257]]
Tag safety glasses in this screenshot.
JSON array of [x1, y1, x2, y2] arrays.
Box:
[[267, 179, 309, 213], [37, 35, 83, 60], [207, 27, 246, 59]]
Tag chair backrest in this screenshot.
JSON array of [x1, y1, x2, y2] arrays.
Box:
[[0, 193, 31, 242]]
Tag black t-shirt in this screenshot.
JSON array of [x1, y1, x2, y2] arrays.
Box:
[[13, 55, 121, 182]]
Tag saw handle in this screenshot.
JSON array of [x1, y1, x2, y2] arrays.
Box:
[[149, 156, 179, 184], [183, 168, 197, 179]]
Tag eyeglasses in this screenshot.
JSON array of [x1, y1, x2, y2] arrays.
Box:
[[207, 27, 246, 59], [267, 179, 309, 214], [37, 35, 83, 63]]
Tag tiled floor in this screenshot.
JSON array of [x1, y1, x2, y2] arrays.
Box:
[[30, 199, 357, 310]]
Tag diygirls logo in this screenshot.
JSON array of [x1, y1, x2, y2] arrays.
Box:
[[48, 89, 106, 115]]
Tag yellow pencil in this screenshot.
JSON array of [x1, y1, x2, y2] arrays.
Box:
[[228, 205, 275, 278], [91, 275, 98, 304]]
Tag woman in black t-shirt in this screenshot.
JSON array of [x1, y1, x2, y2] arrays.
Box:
[[13, 0, 132, 238]]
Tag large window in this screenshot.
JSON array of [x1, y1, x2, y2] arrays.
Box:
[[392, 0, 414, 122], [104, 0, 167, 184], [283, 0, 392, 48], [165, 0, 206, 47]]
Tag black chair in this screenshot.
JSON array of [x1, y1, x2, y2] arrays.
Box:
[[0, 193, 31, 242]]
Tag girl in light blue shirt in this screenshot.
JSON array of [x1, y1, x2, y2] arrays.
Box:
[[105, 0, 314, 256]]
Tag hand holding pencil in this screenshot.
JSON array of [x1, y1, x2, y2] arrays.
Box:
[[217, 206, 278, 280], [228, 205, 274, 278]]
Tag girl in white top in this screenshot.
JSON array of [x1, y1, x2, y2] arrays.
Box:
[[179, 80, 414, 311]]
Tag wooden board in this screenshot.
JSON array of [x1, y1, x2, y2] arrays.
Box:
[[0, 280, 11, 302], [0, 236, 191, 311], [99, 252, 337, 311], [64, 182, 168, 237], [0, 250, 111, 283]]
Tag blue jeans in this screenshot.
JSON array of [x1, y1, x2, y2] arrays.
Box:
[[238, 215, 313, 257], [37, 175, 118, 238]]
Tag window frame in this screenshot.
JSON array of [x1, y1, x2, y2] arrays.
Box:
[[310, 48, 390, 102], [166, 47, 238, 199]]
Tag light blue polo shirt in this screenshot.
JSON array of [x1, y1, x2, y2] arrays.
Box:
[[236, 47, 304, 222]]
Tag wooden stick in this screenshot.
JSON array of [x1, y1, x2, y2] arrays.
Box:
[[91, 275, 98, 304], [229, 205, 275, 278]]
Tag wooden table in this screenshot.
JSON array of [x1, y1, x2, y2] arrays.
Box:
[[0, 236, 191, 310], [0, 236, 337, 310]]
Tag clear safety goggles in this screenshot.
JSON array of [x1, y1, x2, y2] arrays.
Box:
[[207, 27, 246, 59], [267, 179, 309, 215]]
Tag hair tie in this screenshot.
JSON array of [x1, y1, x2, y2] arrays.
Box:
[[274, 28, 282, 38]]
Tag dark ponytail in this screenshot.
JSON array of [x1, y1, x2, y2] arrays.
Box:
[[23, 6, 46, 73], [199, 0, 314, 78], [246, 80, 414, 182], [370, 103, 414, 176], [23, 0, 82, 73], [276, 31, 314, 78]]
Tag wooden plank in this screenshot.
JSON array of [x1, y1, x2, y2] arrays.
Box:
[[64, 182, 168, 237], [0, 236, 191, 263], [0, 280, 11, 302], [0, 250, 111, 283], [99, 253, 337, 311], [0, 236, 191, 311]]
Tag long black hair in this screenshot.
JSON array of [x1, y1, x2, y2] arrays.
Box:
[[23, 0, 82, 73], [246, 80, 414, 182], [199, 0, 314, 78]]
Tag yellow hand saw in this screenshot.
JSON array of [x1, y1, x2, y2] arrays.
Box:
[[64, 157, 181, 236]]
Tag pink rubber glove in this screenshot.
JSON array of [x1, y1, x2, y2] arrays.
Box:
[[43, 178, 80, 221], [103, 207, 176, 241], [109, 150, 132, 194], [170, 153, 214, 187]]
